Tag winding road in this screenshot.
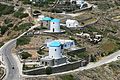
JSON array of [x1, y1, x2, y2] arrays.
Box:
[[0, 24, 40, 80]]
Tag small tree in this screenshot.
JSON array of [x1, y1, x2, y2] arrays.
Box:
[[16, 36, 31, 46], [21, 52, 32, 59], [37, 48, 44, 55], [90, 54, 96, 62], [45, 67, 52, 75]]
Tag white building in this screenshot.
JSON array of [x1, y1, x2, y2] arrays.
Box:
[[44, 18, 65, 33], [66, 19, 80, 28], [50, 18, 61, 32], [70, 0, 90, 9], [48, 41, 62, 59], [56, 39, 75, 49], [40, 41, 67, 66], [70, 0, 84, 5], [46, 39, 75, 49], [42, 17, 52, 29], [38, 15, 45, 21]]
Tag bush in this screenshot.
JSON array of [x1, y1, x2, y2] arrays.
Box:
[[60, 74, 75, 80], [2, 6, 14, 15], [97, 2, 114, 11], [14, 11, 29, 19], [7, 23, 13, 27], [45, 67, 52, 75], [20, 52, 32, 59], [14, 23, 33, 31], [0, 3, 14, 15], [17, 36, 31, 46], [4, 18, 12, 24], [1, 26, 9, 35], [18, 7, 24, 12], [0, 42, 4, 48], [37, 48, 44, 55]]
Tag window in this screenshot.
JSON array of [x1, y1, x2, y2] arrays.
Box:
[[61, 45, 63, 49], [55, 49, 57, 51], [42, 61, 44, 64], [69, 24, 70, 26], [71, 42, 73, 45], [64, 44, 67, 47], [45, 62, 47, 66]]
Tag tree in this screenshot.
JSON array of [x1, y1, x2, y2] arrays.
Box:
[[90, 54, 96, 62], [45, 67, 52, 75], [20, 52, 32, 59], [16, 36, 31, 46], [37, 48, 44, 55]]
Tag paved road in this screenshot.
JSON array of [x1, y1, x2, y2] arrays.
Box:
[[0, 24, 40, 80], [1, 39, 20, 80]]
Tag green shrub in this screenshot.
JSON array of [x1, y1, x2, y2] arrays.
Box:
[[1, 26, 9, 35], [37, 48, 44, 55], [4, 19, 12, 24], [0, 42, 4, 48], [7, 23, 13, 27], [0, 3, 14, 15], [17, 36, 31, 46], [97, 2, 114, 11], [45, 67, 52, 75], [60, 74, 75, 80], [18, 7, 24, 12], [14, 11, 29, 19], [20, 52, 32, 59], [14, 23, 33, 31]]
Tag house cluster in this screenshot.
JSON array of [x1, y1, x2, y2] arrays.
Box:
[[63, 0, 90, 9], [76, 32, 103, 44], [33, 14, 82, 34]]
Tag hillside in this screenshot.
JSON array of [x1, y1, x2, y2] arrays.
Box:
[[0, 0, 120, 80]]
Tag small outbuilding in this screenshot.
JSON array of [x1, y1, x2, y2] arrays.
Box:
[[66, 19, 80, 28], [42, 17, 52, 29]]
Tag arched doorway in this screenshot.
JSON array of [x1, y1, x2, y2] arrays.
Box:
[[53, 28, 55, 32]]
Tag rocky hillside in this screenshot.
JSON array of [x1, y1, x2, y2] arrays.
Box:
[[22, 60, 120, 80]]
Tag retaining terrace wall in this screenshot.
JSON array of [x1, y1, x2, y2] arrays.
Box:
[[23, 60, 88, 75]]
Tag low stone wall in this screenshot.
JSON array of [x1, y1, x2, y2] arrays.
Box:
[[23, 60, 88, 75], [23, 67, 46, 75], [67, 48, 86, 55], [53, 60, 88, 73]]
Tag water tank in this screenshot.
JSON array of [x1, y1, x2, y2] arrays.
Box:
[[49, 41, 62, 59], [50, 18, 60, 32]]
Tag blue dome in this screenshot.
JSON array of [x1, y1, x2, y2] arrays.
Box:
[[42, 17, 51, 21], [51, 18, 60, 22], [49, 41, 61, 47]]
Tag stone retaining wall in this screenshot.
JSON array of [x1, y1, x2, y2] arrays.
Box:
[[23, 60, 88, 75]]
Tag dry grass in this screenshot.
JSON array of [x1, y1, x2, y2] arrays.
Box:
[[100, 40, 117, 53]]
